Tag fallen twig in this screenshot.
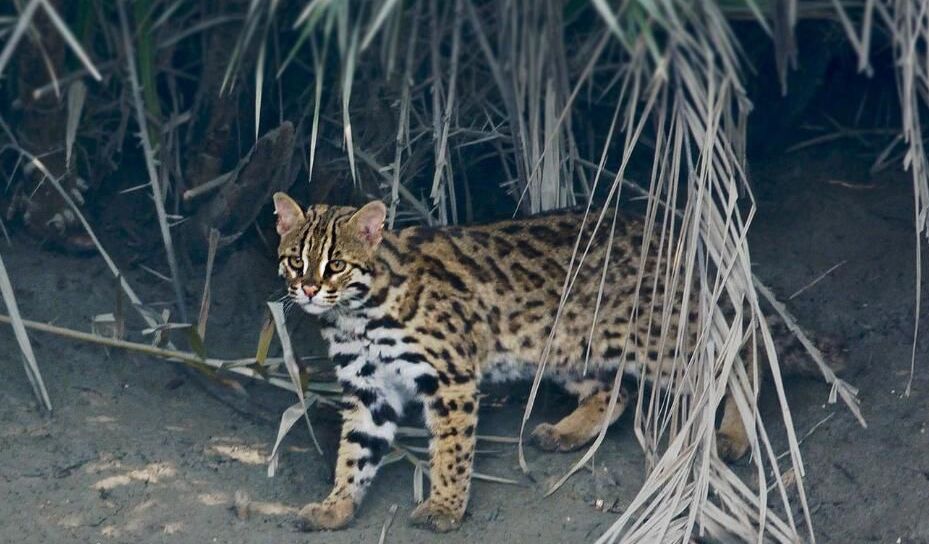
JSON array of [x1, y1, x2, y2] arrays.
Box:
[[0, 312, 343, 397], [788, 260, 847, 300]]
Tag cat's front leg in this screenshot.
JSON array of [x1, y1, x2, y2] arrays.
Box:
[[410, 381, 479, 533], [298, 383, 400, 531]]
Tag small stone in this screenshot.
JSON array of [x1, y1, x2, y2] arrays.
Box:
[[233, 490, 250, 521]]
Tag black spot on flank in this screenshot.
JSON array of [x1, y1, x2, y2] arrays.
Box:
[[603, 346, 623, 359], [470, 231, 491, 245], [515, 240, 544, 259], [511, 262, 545, 288], [397, 352, 429, 364], [414, 374, 439, 395], [438, 372, 451, 386], [528, 225, 559, 239], [367, 316, 403, 330], [447, 400, 458, 411], [462, 401, 475, 413], [492, 236, 515, 254], [500, 224, 523, 235], [422, 255, 469, 292], [447, 240, 491, 282], [408, 228, 439, 246], [484, 256, 513, 290], [358, 363, 376, 377], [380, 235, 399, 253], [431, 398, 449, 417], [456, 466, 466, 475], [541, 258, 566, 277], [453, 374, 472, 384], [364, 286, 389, 307], [346, 431, 390, 465], [376, 337, 397, 346], [451, 300, 467, 319], [371, 403, 399, 426], [388, 272, 408, 288], [415, 327, 445, 341], [464, 425, 475, 437]]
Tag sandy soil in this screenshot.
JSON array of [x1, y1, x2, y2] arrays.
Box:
[[2, 144, 928, 543]]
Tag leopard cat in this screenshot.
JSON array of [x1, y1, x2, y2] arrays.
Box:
[[272, 192, 838, 533]]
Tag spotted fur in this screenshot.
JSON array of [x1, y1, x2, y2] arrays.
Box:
[[272, 193, 835, 532]]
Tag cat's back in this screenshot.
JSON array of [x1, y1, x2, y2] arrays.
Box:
[[385, 208, 645, 298]]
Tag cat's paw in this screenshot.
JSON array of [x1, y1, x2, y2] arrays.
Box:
[[296, 499, 354, 531], [530, 423, 583, 452], [409, 499, 463, 533], [716, 429, 749, 463]]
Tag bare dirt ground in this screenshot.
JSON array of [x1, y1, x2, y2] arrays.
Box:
[[2, 144, 929, 543]]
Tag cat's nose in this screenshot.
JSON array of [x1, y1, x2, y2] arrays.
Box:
[[302, 284, 318, 297]]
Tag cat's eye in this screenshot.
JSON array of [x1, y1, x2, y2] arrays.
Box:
[[287, 256, 303, 270], [327, 259, 347, 273]]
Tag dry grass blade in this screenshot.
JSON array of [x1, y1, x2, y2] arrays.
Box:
[[341, 25, 360, 185], [116, 0, 188, 323], [254, 313, 275, 367], [197, 229, 220, 339], [64, 80, 86, 170], [254, 38, 267, 140], [867, 0, 929, 396], [267, 301, 322, 457], [387, 0, 419, 228], [36, 0, 101, 80], [361, 0, 401, 52], [377, 504, 399, 544], [267, 398, 317, 477], [0, 0, 41, 78], [0, 251, 51, 411], [413, 461, 424, 504]]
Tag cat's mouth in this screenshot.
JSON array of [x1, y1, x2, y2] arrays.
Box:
[[292, 292, 337, 315], [299, 300, 332, 315]]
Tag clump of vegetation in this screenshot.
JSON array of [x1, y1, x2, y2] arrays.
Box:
[[0, 1, 924, 542]]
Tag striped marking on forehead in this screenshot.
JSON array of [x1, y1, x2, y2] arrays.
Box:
[[299, 206, 356, 275]]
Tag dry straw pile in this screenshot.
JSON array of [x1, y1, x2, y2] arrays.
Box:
[[1, 1, 926, 542]]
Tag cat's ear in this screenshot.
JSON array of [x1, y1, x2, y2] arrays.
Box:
[[272, 192, 304, 236], [350, 200, 387, 246]]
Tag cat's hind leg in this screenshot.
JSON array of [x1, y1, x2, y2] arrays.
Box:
[[531, 379, 632, 452]]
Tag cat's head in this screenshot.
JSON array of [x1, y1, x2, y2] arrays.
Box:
[[272, 193, 386, 315]]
